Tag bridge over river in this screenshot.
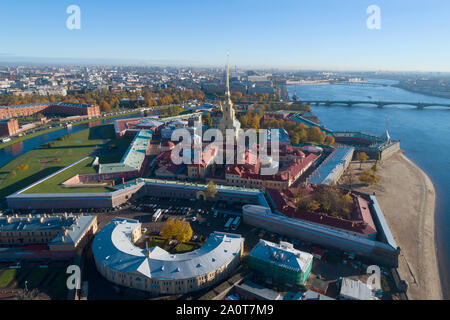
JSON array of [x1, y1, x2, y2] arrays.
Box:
[[299, 100, 450, 109]]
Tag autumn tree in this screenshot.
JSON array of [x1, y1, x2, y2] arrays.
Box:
[[307, 127, 326, 144], [176, 221, 193, 243], [160, 220, 193, 243], [203, 113, 213, 126], [99, 100, 111, 112], [167, 105, 182, 117], [359, 169, 379, 185], [297, 186, 354, 219], [324, 136, 335, 145], [160, 219, 177, 241], [307, 200, 321, 211], [204, 181, 218, 200], [356, 152, 369, 170]]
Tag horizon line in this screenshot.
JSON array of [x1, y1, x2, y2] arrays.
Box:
[[0, 55, 449, 74]]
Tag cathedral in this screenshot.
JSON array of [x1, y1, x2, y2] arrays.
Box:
[[215, 54, 241, 141]]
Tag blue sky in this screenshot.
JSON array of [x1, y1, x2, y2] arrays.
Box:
[[0, 0, 449, 71]]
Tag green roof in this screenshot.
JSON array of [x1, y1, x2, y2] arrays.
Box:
[[99, 129, 152, 174]]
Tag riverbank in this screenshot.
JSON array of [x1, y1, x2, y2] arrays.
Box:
[[392, 83, 450, 100], [341, 152, 442, 299]]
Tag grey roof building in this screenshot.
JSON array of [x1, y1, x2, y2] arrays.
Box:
[[92, 218, 244, 295]]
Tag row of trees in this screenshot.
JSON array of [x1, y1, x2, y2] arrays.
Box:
[[239, 111, 334, 145], [0, 87, 206, 112], [166, 105, 183, 117], [262, 118, 335, 145], [345, 152, 380, 187], [227, 91, 281, 103]]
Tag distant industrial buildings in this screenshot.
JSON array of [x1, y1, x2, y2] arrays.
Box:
[[92, 218, 244, 295]]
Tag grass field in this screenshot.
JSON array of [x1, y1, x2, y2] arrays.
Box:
[[148, 237, 168, 250], [0, 269, 18, 287], [23, 157, 113, 194], [174, 242, 201, 253], [147, 237, 201, 254], [0, 267, 69, 299], [0, 124, 132, 199]]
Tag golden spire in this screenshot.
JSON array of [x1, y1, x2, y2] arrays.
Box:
[[226, 52, 230, 98]]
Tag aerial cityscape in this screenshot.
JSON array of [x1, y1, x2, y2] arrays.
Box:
[[0, 0, 448, 310]]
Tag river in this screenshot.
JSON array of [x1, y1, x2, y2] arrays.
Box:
[[287, 79, 450, 298], [0, 115, 138, 168]]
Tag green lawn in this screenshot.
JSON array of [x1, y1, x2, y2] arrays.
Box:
[[174, 242, 200, 253], [0, 267, 69, 299], [148, 237, 169, 250], [148, 237, 201, 254], [24, 157, 113, 194], [0, 269, 18, 288], [0, 124, 131, 199], [49, 271, 69, 300], [23, 268, 52, 288]]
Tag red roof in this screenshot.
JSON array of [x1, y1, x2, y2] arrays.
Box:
[[267, 188, 377, 235], [114, 117, 142, 133], [228, 152, 317, 182]]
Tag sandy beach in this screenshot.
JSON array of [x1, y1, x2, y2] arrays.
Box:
[[342, 152, 443, 300]]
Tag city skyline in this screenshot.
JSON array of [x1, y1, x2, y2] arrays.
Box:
[[1, 0, 450, 71]]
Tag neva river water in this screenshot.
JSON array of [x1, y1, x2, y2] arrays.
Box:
[[288, 80, 450, 297]]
